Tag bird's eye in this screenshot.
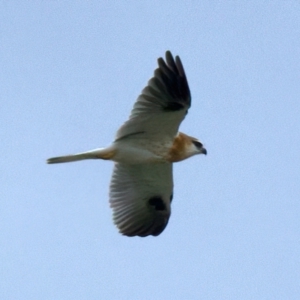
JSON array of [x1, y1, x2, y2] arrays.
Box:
[[192, 141, 203, 149]]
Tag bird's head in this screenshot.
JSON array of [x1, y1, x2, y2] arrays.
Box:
[[168, 132, 207, 162], [190, 139, 207, 156]]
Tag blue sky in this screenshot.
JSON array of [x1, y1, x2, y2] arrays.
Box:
[[1, 1, 300, 299]]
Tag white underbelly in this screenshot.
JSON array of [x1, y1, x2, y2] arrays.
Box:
[[111, 140, 170, 164]]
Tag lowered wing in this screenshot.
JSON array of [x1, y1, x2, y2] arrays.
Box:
[[109, 162, 173, 237]]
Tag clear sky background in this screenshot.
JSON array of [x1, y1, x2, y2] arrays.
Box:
[[1, 2, 300, 299]]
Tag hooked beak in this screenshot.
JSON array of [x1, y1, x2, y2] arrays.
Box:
[[201, 147, 207, 155]]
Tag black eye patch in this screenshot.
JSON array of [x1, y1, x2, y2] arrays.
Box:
[[192, 141, 203, 149]]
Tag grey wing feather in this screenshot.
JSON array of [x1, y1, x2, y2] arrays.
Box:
[[109, 163, 173, 237], [116, 51, 191, 141]]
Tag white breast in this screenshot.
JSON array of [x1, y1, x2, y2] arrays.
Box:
[[112, 139, 172, 164]]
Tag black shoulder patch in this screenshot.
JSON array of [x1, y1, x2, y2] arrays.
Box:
[[170, 194, 173, 203], [163, 102, 185, 112], [149, 196, 166, 211]]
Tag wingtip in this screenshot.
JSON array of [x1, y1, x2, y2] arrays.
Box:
[[165, 50, 181, 62], [165, 50, 172, 57], [158, 51, 173, 64]]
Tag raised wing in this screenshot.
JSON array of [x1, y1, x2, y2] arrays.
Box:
[[116, 51, 191, 141], [109, 162, 173, 237]]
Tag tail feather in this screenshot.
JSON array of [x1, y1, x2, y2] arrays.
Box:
[[47, 148, 115, 164], [47, 153, 92, 164]]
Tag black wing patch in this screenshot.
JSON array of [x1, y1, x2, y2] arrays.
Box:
[[148, 196, 167, 211]]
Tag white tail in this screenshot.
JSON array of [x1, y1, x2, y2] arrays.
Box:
[[47, 147, 115, 164]]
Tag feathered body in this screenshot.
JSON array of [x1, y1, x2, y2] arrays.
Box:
[[47, 51, 206, 237]]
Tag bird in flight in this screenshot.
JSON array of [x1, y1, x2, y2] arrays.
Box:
[[47, 51, 207, 237]]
